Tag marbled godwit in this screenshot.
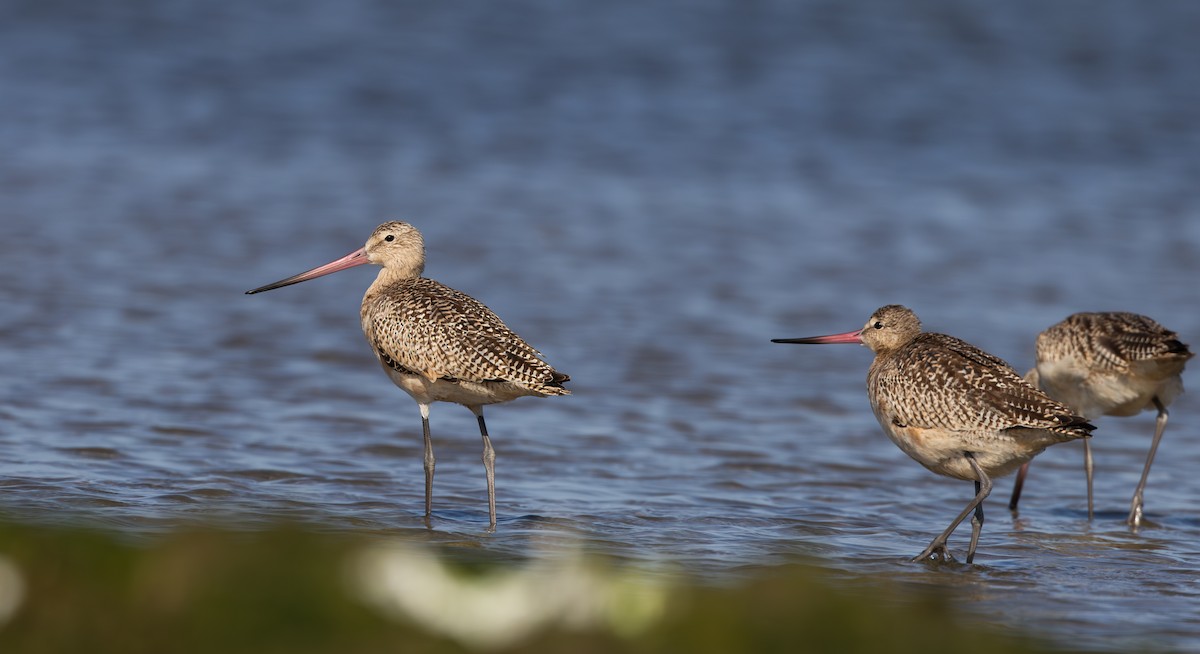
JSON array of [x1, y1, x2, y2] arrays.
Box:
[[246, 221, 570, 529], [1010, 312, 1191, 528], [773, 305, 1094, 563]]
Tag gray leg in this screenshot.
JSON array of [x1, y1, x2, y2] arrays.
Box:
[[914, 453, 992, 564], [1007, 461, 1029, 512], [1008, 440, 1092, 519], [419, 403, 434, 520], [1128, 398, 1169, 529], [967, 479, 986, 564], [470, 405, 497, 530], [1083, 436, 1094, 520]]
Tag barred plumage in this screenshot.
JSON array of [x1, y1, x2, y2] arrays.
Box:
[[247, 220, 569, 529], [363, 277, 569, 397], [869, 330, 1093, 476], [1013, 311, 1192, 527], [774, 304, 1092, 563], [1029, 312, 1189, 417]]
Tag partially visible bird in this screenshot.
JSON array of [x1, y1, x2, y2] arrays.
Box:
[[246, 221, 570, 530], [1010, 312, 1191, 528], [773, 305, 1094, 563]]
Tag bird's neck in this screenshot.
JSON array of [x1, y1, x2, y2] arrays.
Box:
[[365, 261, 423, 297]]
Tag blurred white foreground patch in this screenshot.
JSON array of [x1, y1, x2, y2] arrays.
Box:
[[0, 556, 24, 628], [351, 544, 667, 650]]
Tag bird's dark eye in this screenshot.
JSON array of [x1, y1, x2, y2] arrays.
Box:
[[873, 321, 883, 329], [384, 234, 395, 242]]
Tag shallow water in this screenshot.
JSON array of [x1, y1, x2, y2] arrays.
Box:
[[3, 1, 1200, 651]]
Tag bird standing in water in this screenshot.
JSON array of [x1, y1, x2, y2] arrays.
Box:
[[1011, 312, 1191, 528], [247, 221, 570, 530], [773, 305, 1094, 563]]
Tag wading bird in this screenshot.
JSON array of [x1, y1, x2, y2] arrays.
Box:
[[246, 221, 570, 529], [773, 305, 1094, 563], [1011, 312, 1191, 528]]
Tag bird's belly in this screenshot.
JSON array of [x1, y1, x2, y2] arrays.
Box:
[[879, 422, 1042, 481], [1090, 373, 1181, 417], [383, 366, 534, 406], [1040, 361, 1175, 418]]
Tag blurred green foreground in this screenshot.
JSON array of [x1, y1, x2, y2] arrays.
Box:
[[0, 520, 1091, 654]]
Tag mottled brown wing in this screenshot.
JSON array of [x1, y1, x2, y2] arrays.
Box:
[[364, 278, 569, 393], [1091, 313, 1191, 365], [876, 333, 1092, 435], [1040, 312, 1191, 373]]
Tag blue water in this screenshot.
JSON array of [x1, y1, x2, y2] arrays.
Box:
[[3, 1, 1200, 651]]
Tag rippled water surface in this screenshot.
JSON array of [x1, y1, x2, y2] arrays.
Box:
[[4, 1, 1200, 651]]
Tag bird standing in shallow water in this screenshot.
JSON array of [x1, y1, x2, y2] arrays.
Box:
[[1010, 312, 1191, 528], [246, 221, 570, 530], [773, 305, 1094, 563]]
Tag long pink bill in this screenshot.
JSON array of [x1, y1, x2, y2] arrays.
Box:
[[771, 329, 864, 345], [245, 247, 369, 295]]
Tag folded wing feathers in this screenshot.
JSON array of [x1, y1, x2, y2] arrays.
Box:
[[879, 333, 1093, 438], [365, 278, 568, 394], [1044, 312, 1191, 371]]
